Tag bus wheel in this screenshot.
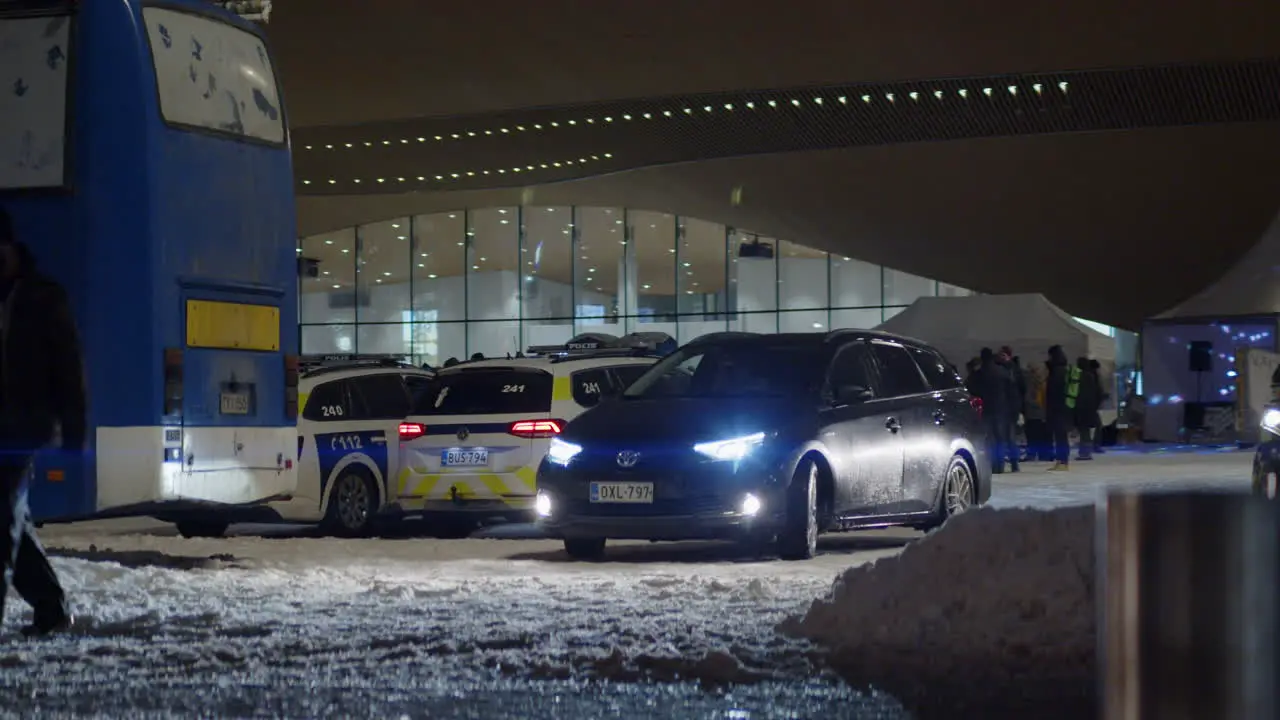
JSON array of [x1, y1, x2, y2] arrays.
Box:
[[175, 520, 229, 539], [323, 469, 379, 537]]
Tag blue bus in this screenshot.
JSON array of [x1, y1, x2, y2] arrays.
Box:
[[0, 0, 299, 530]]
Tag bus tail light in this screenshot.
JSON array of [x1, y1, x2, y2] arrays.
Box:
[[399, 422, 426, 441], [508, 419, 564, 438], [284, 354, 300, 420], [163, 348, 183, 416]]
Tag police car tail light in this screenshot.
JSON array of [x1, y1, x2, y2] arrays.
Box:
[[970, 396, 984, 420], [398, 422, 426, 441], [509, 419, 564, 439]]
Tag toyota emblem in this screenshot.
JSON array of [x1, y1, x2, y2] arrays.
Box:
[[616, 450, 641, 468], [456, 427, 470, 441]]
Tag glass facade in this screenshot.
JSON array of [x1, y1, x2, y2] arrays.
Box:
[[297, 206, 972, 366]]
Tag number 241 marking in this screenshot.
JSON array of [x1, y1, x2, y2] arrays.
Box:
[[501, 384, 525, 393]]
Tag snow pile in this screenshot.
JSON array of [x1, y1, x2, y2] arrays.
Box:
[[781, 505, 1097, 715]]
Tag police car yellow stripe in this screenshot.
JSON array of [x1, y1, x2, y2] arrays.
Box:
[[552, 376, 573, 402], [514, 466, 538, 493], [410, 473, 440, 498]]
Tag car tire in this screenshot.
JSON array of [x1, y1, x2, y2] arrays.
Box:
[[175, 520, 229, 539], [322, 468, 380, 537], [777, 460, 819, 561], [939, 454, 976, 520], [563, 537, 606, 560]]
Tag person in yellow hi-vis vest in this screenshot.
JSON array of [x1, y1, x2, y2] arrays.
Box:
[[1045, 345, 1079, 471]]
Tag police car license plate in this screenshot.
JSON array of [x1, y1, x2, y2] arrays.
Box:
[[442, 449, 488, 467], [219, 392, 250, 415], [590, 482, 654, 503]]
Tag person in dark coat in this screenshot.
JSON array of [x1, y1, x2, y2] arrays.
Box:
[[1045, 345, 1075, 471], [1073, 357, 1101, 460], [973, 347, 1016, 473], [0, 206, 85, 636], [1088, 359, 1109, 453], [995, 347, 1022, 472]]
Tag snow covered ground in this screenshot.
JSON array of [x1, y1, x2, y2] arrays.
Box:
[[0, 450, 1252, 719]]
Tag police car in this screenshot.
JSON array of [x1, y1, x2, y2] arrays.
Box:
[[268, 355, 435, 536], [393, 334, 669, 535]]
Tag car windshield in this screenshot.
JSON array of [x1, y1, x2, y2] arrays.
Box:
[[623, 342, 823, 399]]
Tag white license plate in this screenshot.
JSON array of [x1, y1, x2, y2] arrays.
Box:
[[219, 392, 250, 415], [590, 482, 654, 503], [442, 449, 489, 467]]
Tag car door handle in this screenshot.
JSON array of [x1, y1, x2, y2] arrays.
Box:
[[885, 417, 901, 432], [933, 410, 946, 425]]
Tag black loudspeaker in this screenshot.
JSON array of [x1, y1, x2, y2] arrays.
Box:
[[1189, 340, 1214, 373]]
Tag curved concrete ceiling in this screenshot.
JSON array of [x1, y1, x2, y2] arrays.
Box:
[[270, 0, 1280, 126], [270, 0, 1280, 330]]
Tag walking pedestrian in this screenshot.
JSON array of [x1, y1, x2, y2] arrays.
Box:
[[0, 206, 85, 636]]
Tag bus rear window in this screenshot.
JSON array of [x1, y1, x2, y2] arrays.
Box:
[[413, 369, 553, 416], [0, 14, 71, 190], [142, 7, 284, 145]]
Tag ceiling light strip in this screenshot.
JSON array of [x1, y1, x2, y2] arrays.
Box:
[[298, 153, 615, 186], [296, 80, 1075, 150]]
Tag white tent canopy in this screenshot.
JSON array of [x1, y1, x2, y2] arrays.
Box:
[[874, 293, 1115, 368], [1158, 203, 1280, 319]]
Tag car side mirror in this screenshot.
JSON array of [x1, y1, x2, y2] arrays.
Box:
[[834, 384, 873, 405]]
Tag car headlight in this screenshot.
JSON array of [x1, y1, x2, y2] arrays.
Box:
[[693, 432, 766, 462], [1262, 409, 1280, 437], [547, 437, 583, 466]]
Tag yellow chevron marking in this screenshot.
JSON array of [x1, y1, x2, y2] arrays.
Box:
[[514, 466, 538, 493], [474, 473, 512, 500], [397, 467, 412, 494], [410, 473, 440, 498], [552, 376, 572, 402]]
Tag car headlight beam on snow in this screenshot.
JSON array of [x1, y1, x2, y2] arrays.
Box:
[[693, 432, 766, 462], [1263, 408, 1280, 437]]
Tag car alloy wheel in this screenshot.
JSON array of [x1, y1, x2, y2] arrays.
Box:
[[944, 458, 975, 516], [334, 473, 372, 531]]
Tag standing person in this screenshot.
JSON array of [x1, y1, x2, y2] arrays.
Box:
[[1074, 357, 1101, 461], [1022, 361, 1050, 460], [974, 347, 1014, 473], [996, 347, 1022, 472], [1089, 359, 1109, 454], [1045, 345, 1078, 471], [0, 207, 85, 636]]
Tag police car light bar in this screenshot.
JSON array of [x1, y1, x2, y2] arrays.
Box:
[[526, 332, 676, 358]]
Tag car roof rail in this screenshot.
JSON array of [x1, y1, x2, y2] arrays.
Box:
[[684, 331, 761, 344]]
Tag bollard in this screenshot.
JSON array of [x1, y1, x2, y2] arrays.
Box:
[[1101, 490, 1279, 720]]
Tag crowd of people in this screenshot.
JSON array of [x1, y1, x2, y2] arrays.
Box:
[[963, 345, 1109, 473]]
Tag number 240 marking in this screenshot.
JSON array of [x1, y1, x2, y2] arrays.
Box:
[[321, 405, 344, 417]]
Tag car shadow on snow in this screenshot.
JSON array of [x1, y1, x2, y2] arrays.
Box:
[[49, 547, 244, 571], [505, 531, 918, 564]]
